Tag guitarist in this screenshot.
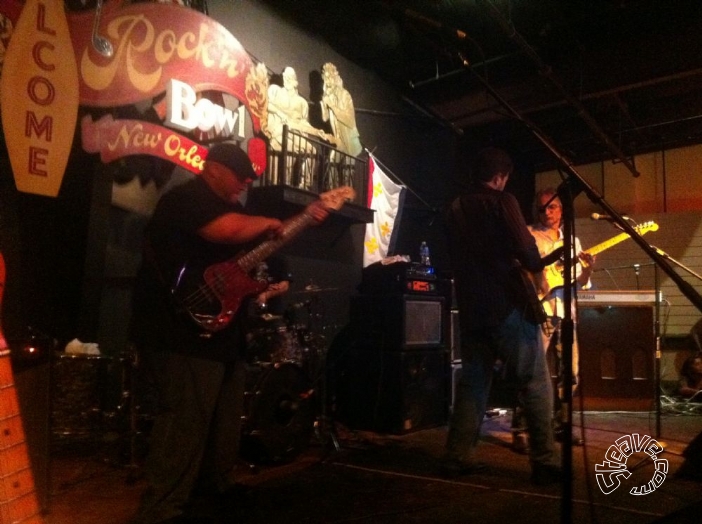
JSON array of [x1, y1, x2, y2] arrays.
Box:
[[512, 187, 596, 453], [130, 142, 329, 524], [442, 147, 565, 486]]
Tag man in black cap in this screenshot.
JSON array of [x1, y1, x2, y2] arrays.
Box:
[[130, 142, 328, 524]]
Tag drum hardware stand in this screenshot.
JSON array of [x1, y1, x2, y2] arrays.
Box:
[[294, 297, 340, 455], [314, 342, 341, 455], [124, 346, 143, 482], [105, 344, 149, 483]]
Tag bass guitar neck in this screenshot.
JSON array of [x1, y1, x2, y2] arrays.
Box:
[[173, 186, 355, 334], [0, 254, 45, 524]]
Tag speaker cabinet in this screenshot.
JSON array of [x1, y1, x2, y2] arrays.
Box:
[[350, 294, 446, 350], [578, 305, 655, 403], [333, 348, 449, 434]]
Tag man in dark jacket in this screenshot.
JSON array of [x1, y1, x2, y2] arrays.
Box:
[[443, 147, 563, 486]]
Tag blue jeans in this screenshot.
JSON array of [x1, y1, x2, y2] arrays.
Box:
[[446, 308, 558, 466]]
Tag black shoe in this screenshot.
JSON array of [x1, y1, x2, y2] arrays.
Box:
[[440, 459, 488, 479], [530, 464, 562, 486]]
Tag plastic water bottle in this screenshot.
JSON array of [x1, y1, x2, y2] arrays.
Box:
[[419, 241, 431, 266]]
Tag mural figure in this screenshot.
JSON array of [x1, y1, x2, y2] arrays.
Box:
[[266, 67, 324, 152], [266, 67, 326, 189], [320, 62, 362, 158]]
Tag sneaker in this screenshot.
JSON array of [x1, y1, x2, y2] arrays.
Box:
[[530, 463, 563, 486]]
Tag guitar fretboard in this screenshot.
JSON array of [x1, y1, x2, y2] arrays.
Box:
[[0, 353, 44, 524], [236, 213, 315, 273], [586, 232, 634, 256], [1, 252, 44, 523]]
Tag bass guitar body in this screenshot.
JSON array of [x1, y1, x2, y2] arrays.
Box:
[[172, 258, 268, 333], [171, 186, 355, 334]]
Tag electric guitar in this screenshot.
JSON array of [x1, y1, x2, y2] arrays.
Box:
[[0, 253, 45, 523], [172, 186, 355, 334], [538, 220, 659, 300]]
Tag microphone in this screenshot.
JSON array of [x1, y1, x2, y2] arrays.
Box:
[[590, 213, 630, 221], [402, 8, 469, 42]]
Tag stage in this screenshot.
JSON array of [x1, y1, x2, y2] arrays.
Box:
[[42, 410, 702, 524]]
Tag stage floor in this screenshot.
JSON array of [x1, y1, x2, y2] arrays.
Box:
[[41, 409, 702, 524]]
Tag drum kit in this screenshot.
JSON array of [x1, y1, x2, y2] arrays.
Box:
[[47, 283, 337, 465], [240, 283, 337, 463]]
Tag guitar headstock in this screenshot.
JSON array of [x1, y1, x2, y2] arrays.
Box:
[[635, 221, 659, 235], [320, 186, 356, 210]]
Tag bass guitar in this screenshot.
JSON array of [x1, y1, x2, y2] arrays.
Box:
[[172, 186, 355, 334], [0, 253, 45, 524], [539, 220, 659, 300]]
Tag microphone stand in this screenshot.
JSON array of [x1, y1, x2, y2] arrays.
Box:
[[651, 246, 702, 282], [451, 49, 702, 524], [558, 182, 575, 522], [649, 245, 702, 439]]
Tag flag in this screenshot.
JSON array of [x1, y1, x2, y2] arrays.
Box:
[[363, 154, 406, 267]]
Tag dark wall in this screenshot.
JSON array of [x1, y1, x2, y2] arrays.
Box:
[[0, 134, 96, 346], [206, 0, 462, 312]]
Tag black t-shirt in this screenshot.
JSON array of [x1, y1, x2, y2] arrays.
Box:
[[131, 177, 249, 362]]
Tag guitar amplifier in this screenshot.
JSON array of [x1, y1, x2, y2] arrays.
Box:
[[350, 294, 446, 350], [358, 261, 447, 296]]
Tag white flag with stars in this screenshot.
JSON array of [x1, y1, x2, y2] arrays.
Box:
[[363, 154, 406, 267]]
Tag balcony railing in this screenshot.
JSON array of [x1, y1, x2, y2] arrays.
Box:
[[259, 126, 368, 207]]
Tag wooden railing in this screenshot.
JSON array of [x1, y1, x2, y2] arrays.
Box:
[[259, 126, 368, 207]]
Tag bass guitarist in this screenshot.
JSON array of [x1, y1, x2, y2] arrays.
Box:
[[512, 187, 595, 453], [130, 142, 329, 524]]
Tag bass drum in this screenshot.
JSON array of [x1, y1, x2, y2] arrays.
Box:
[[50, 352, 113, 449], [241, 362, 315, 464]]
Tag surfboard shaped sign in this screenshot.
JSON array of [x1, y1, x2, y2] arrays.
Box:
[[0, 0, 79, 197]]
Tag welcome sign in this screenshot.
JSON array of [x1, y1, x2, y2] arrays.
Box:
[[1, 0, 78, 197], [0, 0, 268, 196]]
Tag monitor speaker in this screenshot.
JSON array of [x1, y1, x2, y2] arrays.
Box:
[[332, 347, 449, 434]]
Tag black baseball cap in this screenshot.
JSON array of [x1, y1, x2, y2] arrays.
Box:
[[205, 142, 257, 181]]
